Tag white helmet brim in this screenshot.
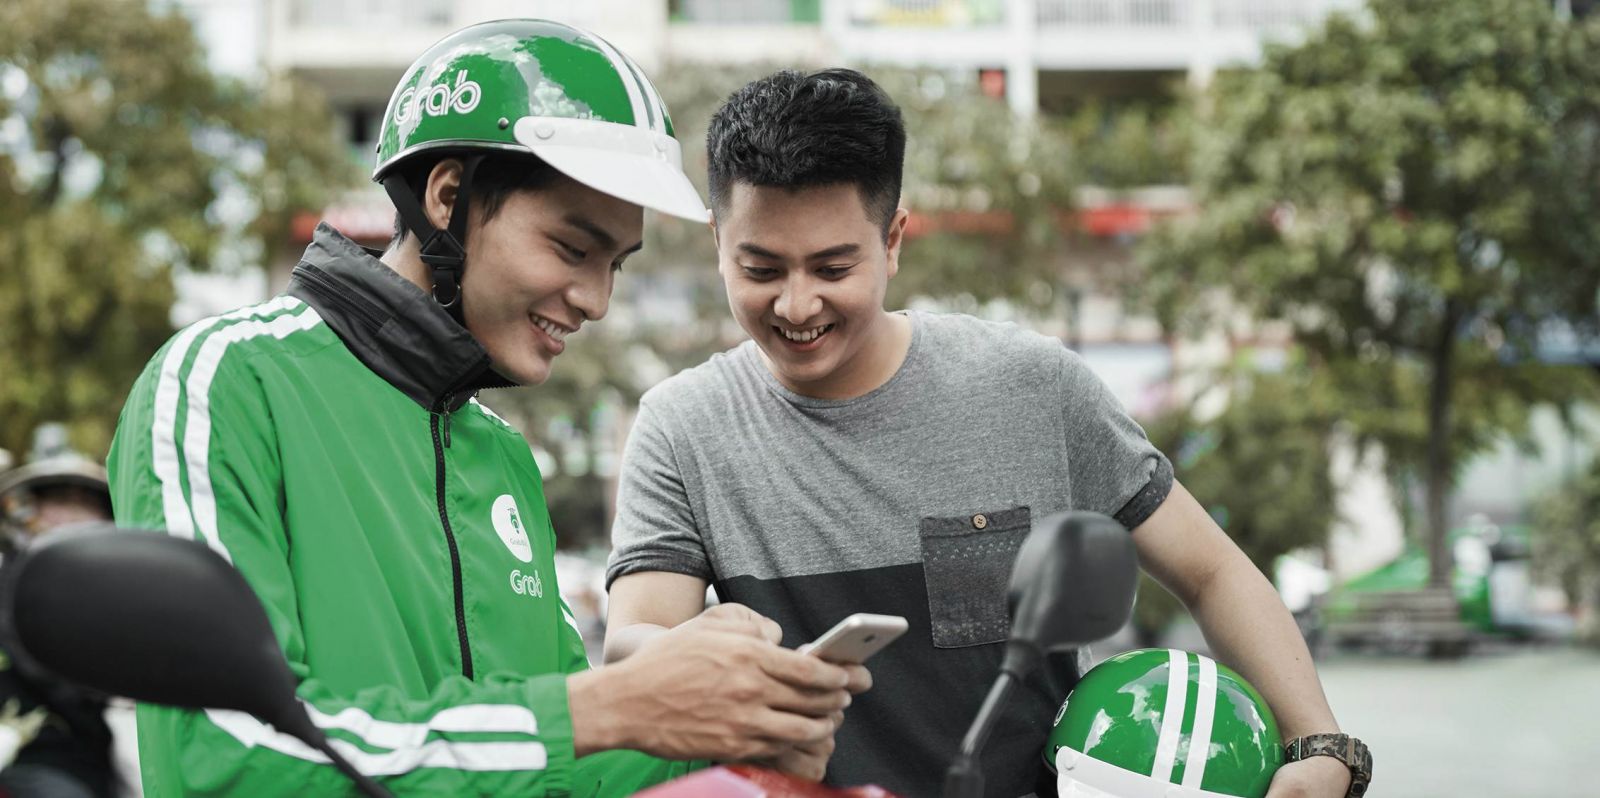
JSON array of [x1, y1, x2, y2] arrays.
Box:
[[515, 116, 709, 223]]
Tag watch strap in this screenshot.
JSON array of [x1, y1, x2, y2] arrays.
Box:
[[1285, 733, 1372, 797]]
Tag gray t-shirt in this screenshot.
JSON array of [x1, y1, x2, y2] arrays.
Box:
[[608, 310, 1172, 797]]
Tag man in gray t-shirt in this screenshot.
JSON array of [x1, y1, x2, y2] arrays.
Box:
[[606, 69, 1360, 798], [610, 310, 1171, 796]]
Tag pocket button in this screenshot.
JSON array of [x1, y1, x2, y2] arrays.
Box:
[[972, 513, 988, 530]]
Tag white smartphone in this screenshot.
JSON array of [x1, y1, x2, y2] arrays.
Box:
[[798, 613, 909, 664]]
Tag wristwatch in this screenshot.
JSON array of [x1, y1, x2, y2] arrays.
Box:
[[1284, 733, 1372, 797]]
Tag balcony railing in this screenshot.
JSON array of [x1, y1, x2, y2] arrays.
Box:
[[1037, 0, 1188, 27], [289, 0, 450, 29], [1036, 0, 1358, 30], [283, 0, 1351, 34], [1211, 0, 1354, 28], [839, 0, 1348, 30], [847, 0, 1007, 27], [671, 0, 823, 24]]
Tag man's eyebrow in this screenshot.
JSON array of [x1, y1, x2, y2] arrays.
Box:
[[806, 243, 860, 261], [563, 213, 642, 254], [735, 242, 861, 261], [736, 242, 784, 260]]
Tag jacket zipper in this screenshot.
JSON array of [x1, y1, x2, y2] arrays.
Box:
[[431, 397, 473, 679]]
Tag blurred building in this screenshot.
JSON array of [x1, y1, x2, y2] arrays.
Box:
[[247, 0, 1351, 415], [225, 0, 1353, 266], [174, 0, 1411, 581]]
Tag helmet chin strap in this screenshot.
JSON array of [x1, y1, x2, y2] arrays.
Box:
[[382, 154, 485, 327]]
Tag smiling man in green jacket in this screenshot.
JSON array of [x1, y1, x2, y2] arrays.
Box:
[[108, 20, 861, 796]]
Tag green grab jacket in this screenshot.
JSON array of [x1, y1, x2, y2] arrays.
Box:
[[108, 224, 693, 796]]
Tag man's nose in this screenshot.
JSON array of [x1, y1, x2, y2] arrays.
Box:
[[773, 274, 821, 323], [567, 268, 613, 322]]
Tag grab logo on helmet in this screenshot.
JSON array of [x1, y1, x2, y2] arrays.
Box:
[[372, 19, 710, 224], [394, 70, 482, 125]]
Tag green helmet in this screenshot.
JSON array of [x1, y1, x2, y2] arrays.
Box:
[[1046, 649, 1284, 798], [375, 18, 705, 222], [373, 19, 706, 322]]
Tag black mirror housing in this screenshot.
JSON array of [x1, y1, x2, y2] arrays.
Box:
[[0, 526, 306, 735], [1007, 511, 1139, 663]]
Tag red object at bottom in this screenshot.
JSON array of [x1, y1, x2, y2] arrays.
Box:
[[633, 765, 901, 798]]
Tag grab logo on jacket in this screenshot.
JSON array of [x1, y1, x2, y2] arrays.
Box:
[[491, 494, 534, 563], [509, 568, 544, 598]]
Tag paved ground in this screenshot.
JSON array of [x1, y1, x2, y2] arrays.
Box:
[[1317, 646, 1600, 798], [1105, 622, 1600, 797]]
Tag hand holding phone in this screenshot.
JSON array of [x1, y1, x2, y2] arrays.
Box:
[[798, 613, 908, 664]]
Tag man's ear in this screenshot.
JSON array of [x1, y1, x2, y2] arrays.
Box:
[[423, 158, 464, 232], [884, 206, 910, 279]]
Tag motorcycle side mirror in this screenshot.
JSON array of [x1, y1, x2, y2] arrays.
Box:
[[0, 525, 390, 797], [1005, 510, 1139, 666]]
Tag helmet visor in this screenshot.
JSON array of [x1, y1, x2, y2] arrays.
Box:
[[514, 117, 708, 223]]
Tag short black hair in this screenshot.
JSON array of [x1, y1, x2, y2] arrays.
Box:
[[706, 68, 906, 239], [390, 151, 560, 247]]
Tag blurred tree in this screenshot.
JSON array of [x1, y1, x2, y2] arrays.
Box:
[[1060, 98, 1191, 189], [1133, 361, 1342, 642], [0, 0, 352, 458], [1530, 461, 1600, 645], [1137, 0, 1600, 589], [884, 70, 1078, 308]]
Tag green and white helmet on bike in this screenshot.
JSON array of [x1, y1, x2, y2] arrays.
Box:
[[1046, 649, 1284, 798], [373, 19, 706, 318]]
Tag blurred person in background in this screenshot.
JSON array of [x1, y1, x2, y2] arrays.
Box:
[[605, 68, 1370, 798], [106, 20, 860, 797], [0, 425, 120, 797]]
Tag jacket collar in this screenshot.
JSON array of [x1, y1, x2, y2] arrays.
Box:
[[287, 222, 512, 412]]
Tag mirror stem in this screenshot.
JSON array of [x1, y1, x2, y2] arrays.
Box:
[[942, 641, 1044, 798], [997, 639, 1042, 681], [941, 673, 1017, 798], [309, 735, 393, 798], [273, 703, 394, 798]]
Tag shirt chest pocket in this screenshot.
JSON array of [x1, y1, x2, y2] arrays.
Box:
[[918, 506, 1031, 648]]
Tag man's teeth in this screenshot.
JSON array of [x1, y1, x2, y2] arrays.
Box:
[[534, 317, 569, 342], [779, 324, 834, 343]]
